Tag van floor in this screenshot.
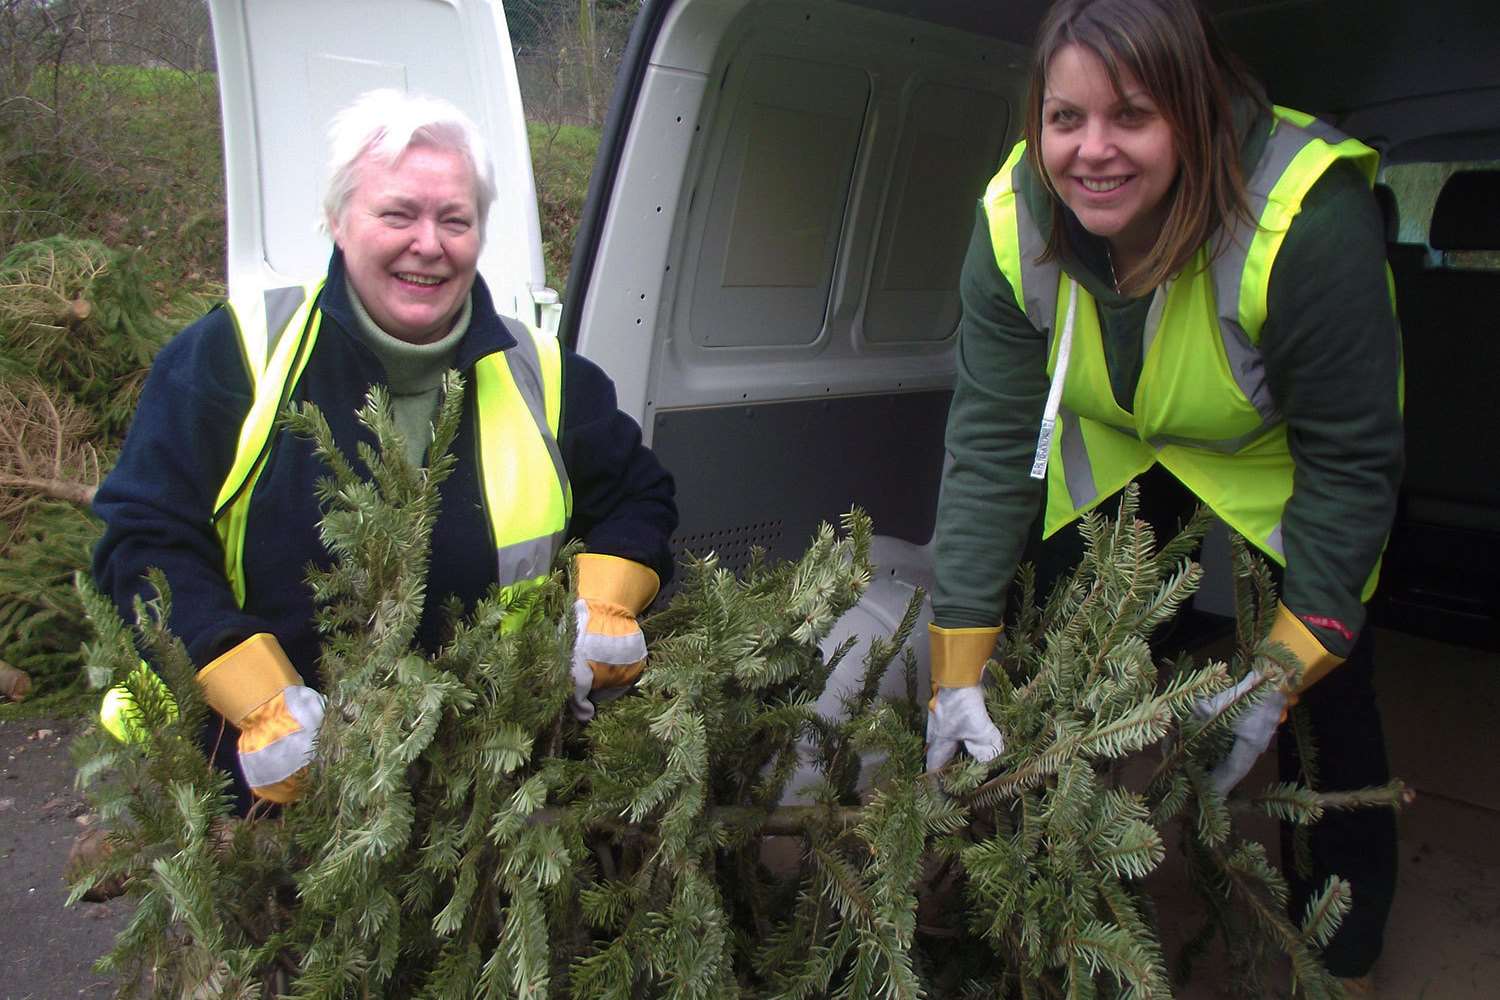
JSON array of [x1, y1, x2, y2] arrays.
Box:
[[0, 629, 1494, 998], [1158, 628, 1500, 999]]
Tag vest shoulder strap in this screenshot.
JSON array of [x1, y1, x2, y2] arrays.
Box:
[[474, 315, 572, 589], [475, 314, 568, 504], [224, 284, 317, 389], [213, 280, 325, 607], [1212, 107, 1380, 353], [983, 141, 1060, 336], [491, 314, 563, 435], [214, 281, 325, 519], [214, 289, 571, 606]]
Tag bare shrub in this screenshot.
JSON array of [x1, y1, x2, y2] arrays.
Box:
[[510, 0, 636, 127], [0, 1, 224, 284]]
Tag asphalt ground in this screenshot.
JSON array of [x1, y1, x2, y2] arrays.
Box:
[[1, 718, 128, 1000]]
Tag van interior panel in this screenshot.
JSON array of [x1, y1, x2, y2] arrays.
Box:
[[652, 390, 950, 576], [688, 53, 869, 348]]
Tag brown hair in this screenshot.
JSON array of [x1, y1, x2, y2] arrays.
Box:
[[1023, 0, 1267, 296]]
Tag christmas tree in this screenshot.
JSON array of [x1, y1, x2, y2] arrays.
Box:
[[0, 236, 208, 705], [70, 373, 1403, 998]]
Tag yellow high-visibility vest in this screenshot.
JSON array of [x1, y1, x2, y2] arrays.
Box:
[[213, 279, 571, 610], [985, 107, 1393, 598]]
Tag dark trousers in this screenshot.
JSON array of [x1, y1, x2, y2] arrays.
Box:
[[1023, 467, 1395, 977], [1276, 625, 1396, 977]]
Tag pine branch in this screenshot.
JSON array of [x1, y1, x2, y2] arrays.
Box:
[[1151, 504, 1215, 573], [1214, 841, 1342, 999], [1299, 876, 1352, 951], [1255, 782, 1324, 825], [1309, 780, 1411, 812], [74, 407, 1407, 999], [1064, 920, 1163, 998], [1097, 880, 1170, 998]]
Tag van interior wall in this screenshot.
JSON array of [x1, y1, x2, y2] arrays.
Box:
[[1377, 171, 1500, 648], [591, 0, 1027, 574]]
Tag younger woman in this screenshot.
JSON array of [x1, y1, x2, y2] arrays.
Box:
[[924, 0, 1402, 986]]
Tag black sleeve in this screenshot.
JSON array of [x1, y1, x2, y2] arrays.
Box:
[[558, 348, 679, 584], [91, 307, 275, 666]]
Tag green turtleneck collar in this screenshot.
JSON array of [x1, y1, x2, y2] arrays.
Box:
[[346, 281, 471, 394], [345, 281, 472, 467]]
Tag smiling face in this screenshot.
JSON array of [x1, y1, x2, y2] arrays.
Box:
[[331, 144, 481, 344], [1039, 43, 1180, 264]]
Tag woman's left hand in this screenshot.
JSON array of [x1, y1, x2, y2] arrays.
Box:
[[568, 597, 647, 721], [1193, 671, 1288, 794], [926, 685, 1005, 772]]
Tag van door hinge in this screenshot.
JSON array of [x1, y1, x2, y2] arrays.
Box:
[[531, 286, 562, 335]]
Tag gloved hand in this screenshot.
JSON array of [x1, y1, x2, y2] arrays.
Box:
[[1191, 602, 1347, 794], [925, 623, 1005, 772], [569, 554, 660, 721], [196, 633, 325, 804], [927, 685, 1005, 772], [1192, 671, 1287, 794]]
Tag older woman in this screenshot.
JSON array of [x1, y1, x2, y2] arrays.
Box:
[[92, 90, 677, 808]]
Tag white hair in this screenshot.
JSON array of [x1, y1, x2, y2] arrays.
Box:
[[321, 88, 497, 239]]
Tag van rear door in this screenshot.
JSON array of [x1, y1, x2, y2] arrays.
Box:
[[208, 0, 549, 323]]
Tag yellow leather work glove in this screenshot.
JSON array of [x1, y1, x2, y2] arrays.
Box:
[[1192, 603, 1346, 794], [196, 633, 325, 804], [926, 623, 1005, 772], [1270, 602, 1346, 697], [569, 554, 660, 721]]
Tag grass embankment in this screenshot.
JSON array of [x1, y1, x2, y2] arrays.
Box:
[[2, 65, 224, 718], [3, 67, 602, 295], [0, 66, 601, 716], [2, 65, 227, 297], [528, 121, 601, 294]]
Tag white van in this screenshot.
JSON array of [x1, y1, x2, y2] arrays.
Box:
[[209, 0, 1500, 650]]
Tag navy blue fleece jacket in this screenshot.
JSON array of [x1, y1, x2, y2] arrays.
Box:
[[92, 251, 678, 685]]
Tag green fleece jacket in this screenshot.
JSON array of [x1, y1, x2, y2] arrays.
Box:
[[931, 106, 1404, 658]]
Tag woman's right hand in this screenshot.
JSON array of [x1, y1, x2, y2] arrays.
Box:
[[195, 633, 325, 803], [926, 623, 1006, 772], [926, 685, 1005, 772]]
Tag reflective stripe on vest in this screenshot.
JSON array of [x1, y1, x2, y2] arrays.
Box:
[[474, 316, 573, 614], [210, 280, 570, 611], [214, 284, 324, 608], [984, 108, 1388, 598]]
